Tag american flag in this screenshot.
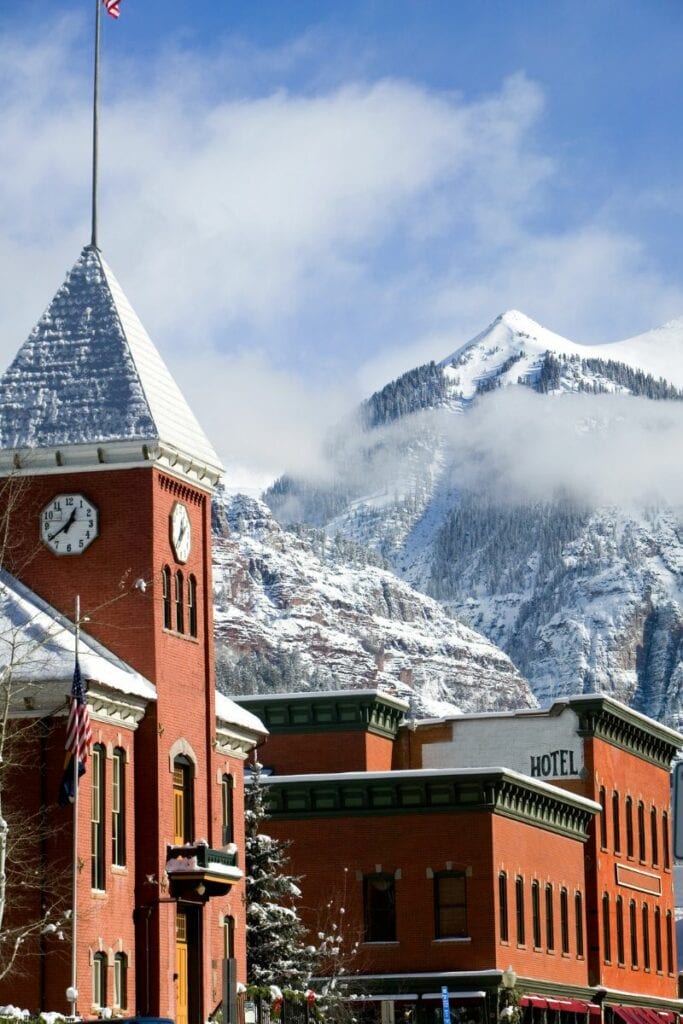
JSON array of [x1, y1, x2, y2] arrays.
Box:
[[103, 0, 121, 18], [65, 658, 92, 763]]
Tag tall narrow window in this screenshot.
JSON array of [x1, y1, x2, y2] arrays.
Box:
[[222, 774, 234, 846], [162, 565, 172, 629], [91, 744, 105, 890], [545, 883, 555, 951], [114, 953, 128, 1010], [434, 871, 467, 939], [655, 907, 662, 972], [663, 812, 670, 870], [602, 893, 611, 963], [651, 807, 659, 866], [616, 896, 625, 965], [188, 575, 198, 638], [173, 755, 194, 845], [498, 872, 509, 942], [224, 915, 235, 959], [560, 888, 569, 954], [612, 791, 621, 853], [175, 570, 184, 633], [515, 877, 525, 945], [642, 904, 650, 970], [599, 786, 608, 848], [625, 796, 634, 857], [92, 951, 107, 1009], [112, 747, 126, 868], [666, 910, 674, 974], [638, 801, 646, 861], [364, 873, 396, 942], [531, 881, 541, 948], [575, 891, 584, 958], [629, 899, 638, 968]]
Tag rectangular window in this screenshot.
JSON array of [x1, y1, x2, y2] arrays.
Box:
[[112, 748, 126, 867], [599, 787, 608, 849], [651, 807, 659, 866], [91, 745, 105, 891], [638, 801, 646, 862], [616, 896, 625, 965], [93, 952, 107, 1009], [222, 774, 234, 846], [629, 899, 638, 968], [114, 953, 127, 1010], [655, 907, 662, 972], [663, 812, 670, 870], [434, 871, 467, 939], [612, 791, 621, 853], [545, 883, 554, 952], [666, 911, 674, 974], [515, 877, 525, 946], [188, 575, 198, 638], [626, 796, 634, 858], [499, 872, 509, 943], [531, 881, 541, 948], [560, 888, 569, 955], [173, 757, 193, 845], [364, 873, 396, 942], [642, 904, 650, 971], [224, 915, 235, 959]]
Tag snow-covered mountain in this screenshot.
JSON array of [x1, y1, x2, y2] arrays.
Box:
[[264, 310, 683, 729], [211, 493, 535, 718]]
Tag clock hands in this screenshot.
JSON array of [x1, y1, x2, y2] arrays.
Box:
[[47, 507, 77, 542]]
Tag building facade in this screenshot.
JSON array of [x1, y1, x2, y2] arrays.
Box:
[[236, 691, 682, 1024], [0, 247, 265, 1021]]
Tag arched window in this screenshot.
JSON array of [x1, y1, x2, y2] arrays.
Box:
[[629, 899, 638, 968], [364, 872, 396, 942], [651, 807, 659, 866], [114, 952, 128, 1010], [612, 791, 621, 853], [175, 570, 184, 633], [599, 786, 608, 848], [531, 880, 541, 948], [162, 565, 172, 630], [625, 796, 634, 857], [642, 904, 650, 971], [602, 893, 611, 963], [575, 890, 584, 958], [498, 872, 509, 943], [515, 876, 525, 945], [654, 906, 662, 972], [616, 895, 625, 964], [638, 800, 646, 861], [222, 774, 234, 846], [545, 883, 555, 951], [434, 871, 467, 939], [662, 812, 670, 870], [173, 754, 194, 845], [224, 915, 235, 960], [92, 951, 107, 1009], [188, 575, 198, 638], [91, 744, 105, 891], [560, 888, 569, 954], [666, 910, 674, 974], [112, 747, 126, 867]]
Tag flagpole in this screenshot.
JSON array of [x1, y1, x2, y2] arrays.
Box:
[[91, 0, 101, 249], [69, 595, 80, 1019]]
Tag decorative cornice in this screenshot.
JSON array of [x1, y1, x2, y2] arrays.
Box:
[[573, 697, 681, 769], [9, 679, 148, 729], [214, 722, 259, 760], [235, 691, 407, 740], [262, 769, 597, 841], [0, 439, 221, 492]]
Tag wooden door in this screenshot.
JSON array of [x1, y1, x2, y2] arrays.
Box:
[[176, 910, 189, 1024]]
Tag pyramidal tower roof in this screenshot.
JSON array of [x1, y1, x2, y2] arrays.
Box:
[[0, 246, 223, 487]]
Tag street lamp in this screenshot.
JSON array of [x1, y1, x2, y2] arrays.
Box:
[[502, 967, 517, 991]]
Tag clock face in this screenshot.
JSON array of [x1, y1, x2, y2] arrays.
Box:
[[40, 494, 99, 556], [171, 502, 191, 563]]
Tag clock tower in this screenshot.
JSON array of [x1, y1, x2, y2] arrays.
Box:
[[0, 246, 260, 1020]]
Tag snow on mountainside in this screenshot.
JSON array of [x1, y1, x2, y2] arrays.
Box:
[[211, 493, 535, 717], [264, 309, 683, 730]]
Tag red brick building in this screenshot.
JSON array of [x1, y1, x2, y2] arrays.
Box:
[[0, 247, 265, 1021], [236, 690, 683, 1024]]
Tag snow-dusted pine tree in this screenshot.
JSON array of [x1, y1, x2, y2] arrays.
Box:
[[245, 760, 315, 989]]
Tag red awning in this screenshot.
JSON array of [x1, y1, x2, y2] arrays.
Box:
[[521, 997, 595, 1015], [613, 1009, 677, 1024]]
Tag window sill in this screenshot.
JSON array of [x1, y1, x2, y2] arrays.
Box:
[[111, 865, 128, 875], [162, 628, 199, 645], [90, 889, 107, 900], [362, 941, 399, 946], [432, 937, 471, 944]]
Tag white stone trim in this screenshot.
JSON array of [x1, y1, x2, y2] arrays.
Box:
[[168, 737, 199, 774]]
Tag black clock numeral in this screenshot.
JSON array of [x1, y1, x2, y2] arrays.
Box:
[[85, 531, 91, 539], [53, 501, 61, 511], [65, 497, 74, 507], [88, 520, 93, 528], [66, 544, 72, 553], [54, 540, 59, 550], [79, 539, 84, 549]]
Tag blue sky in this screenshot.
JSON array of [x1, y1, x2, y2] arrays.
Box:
[[2, 0, 683, 480]]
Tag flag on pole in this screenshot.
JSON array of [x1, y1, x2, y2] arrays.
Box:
[[103, 0, 122, 18], [58, 659, 92, 806]]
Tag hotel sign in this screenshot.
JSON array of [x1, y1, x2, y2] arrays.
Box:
[[530, 749, 580, 779]]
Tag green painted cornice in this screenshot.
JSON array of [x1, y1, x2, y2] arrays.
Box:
[[233, 690, 407, 739], [571, 696, 682, 769], [262, 769, 597, 841]]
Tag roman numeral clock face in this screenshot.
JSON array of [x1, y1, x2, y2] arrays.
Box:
[[40, 494, 99, 556]]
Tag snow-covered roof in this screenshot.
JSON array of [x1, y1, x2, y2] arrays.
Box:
[[216, 691, 268, 736], [0, 246, 223, 486], [0, 569, 156, 703]]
